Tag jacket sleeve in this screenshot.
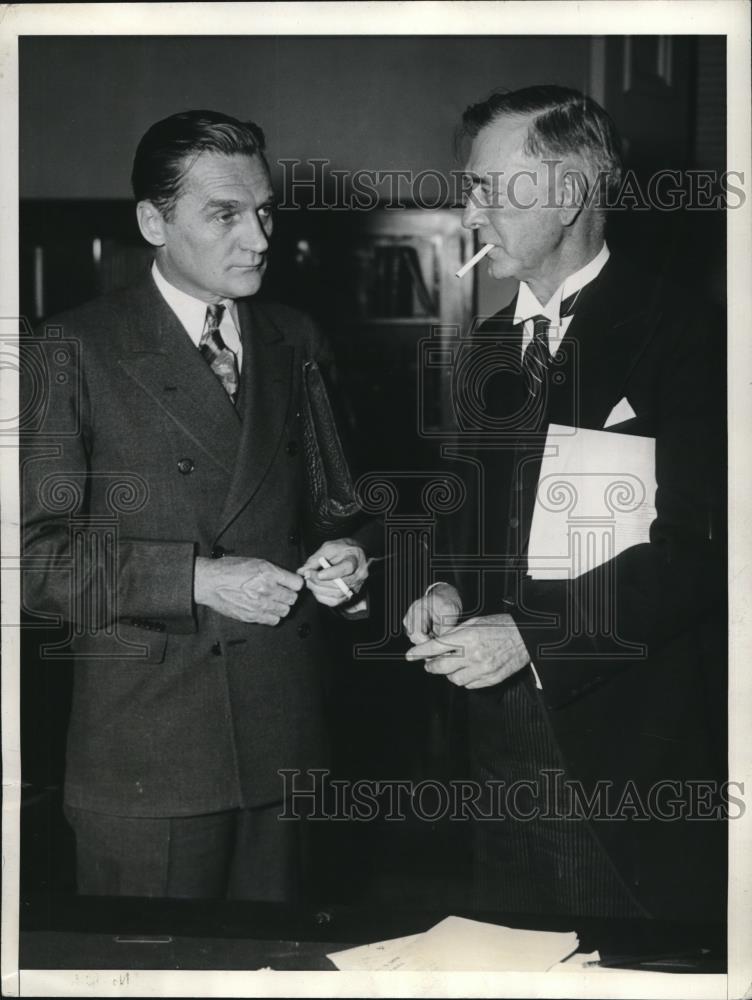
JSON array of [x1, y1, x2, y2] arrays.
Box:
[[514, 300, 725, 708], [21, 329, 197, 635]]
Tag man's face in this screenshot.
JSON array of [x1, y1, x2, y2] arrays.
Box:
[[462, 115, 565, 288], [155, 151, 274, 302]]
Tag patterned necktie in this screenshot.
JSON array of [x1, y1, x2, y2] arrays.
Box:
[[520, 288, 580, 424], [198, 304, 239, 403], [520, 314, 552, 432]]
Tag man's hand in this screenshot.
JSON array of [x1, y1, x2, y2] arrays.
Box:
[[297, 539, 368, 608], [403, 583, 462, 644], [194, 556, 303, 625], [405, 612, 530, 689]]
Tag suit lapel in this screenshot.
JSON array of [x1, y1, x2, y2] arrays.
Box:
[[216, 298, 294, 535], [470, 302, 527, 426], [118, 276, 242, 475], [548, 254, 660, 429], [517, 254, 661, 554]]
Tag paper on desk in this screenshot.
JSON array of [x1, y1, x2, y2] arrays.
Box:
[[527, 423, 657, 580], [327, 933, 423, 971], [328, 916, 578, 972]]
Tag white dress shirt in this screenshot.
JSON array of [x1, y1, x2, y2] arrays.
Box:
[[151, 261, 243, 372], [515, 242, 610, 361]]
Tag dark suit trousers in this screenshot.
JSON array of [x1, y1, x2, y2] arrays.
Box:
[[64, 803, 301, 901], [469, 673, 647, 918]]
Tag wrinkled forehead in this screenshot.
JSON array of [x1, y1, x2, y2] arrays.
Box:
[[464, 114, 537, 181], [178, 150, 272, 201]]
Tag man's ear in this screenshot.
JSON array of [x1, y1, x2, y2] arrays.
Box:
[[558, 168, 589, 227], [136, 201, 167, 248]]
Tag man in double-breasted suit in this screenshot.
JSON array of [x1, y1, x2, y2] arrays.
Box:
[[22, 110, 369, 899], [405, 87, 726, 921]]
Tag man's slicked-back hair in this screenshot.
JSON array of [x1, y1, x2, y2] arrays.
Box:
[[461, 85, 624, 199], [132, 109, 267, 219]]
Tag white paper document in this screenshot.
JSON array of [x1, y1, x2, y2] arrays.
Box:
[[327, 933, 424, 971], [527, 423, 657, 580], [327, 916, 578, 972]]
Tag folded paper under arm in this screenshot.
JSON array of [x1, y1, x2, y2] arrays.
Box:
[[527, 424, 657, 581]]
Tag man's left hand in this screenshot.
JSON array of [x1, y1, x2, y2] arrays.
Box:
[[405, 613, 530, 689], [297, 539, 368, 608]]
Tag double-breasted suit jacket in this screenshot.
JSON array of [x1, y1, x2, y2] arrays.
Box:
[[454, 253, 727, 919], [22, 272, 334, 817]]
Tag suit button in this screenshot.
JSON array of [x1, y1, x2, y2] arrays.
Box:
[[211, 545, 225, 559], [509, 516, 519, 528], [297, 623, 312, 639], [288, 530, 300, 546], [211, 641, 222, 656], [286, 441, 298, 456], [177, 458, 195, 475]]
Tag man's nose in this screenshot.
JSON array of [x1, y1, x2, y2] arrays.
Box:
[[238, 213, 270, 254], [462, 187, 489, 231]]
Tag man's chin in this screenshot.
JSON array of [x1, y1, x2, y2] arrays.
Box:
[[487, 255, 512, 281], [228, 266, 265, 298]]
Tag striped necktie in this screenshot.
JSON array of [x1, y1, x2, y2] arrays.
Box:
[[520, 288, 581, 425], [199, 303, 239, 403]]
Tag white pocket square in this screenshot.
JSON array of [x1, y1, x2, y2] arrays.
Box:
[[604, 396, 636, 428]]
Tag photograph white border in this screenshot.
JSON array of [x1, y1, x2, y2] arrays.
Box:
[[1, 3, 750, 998]]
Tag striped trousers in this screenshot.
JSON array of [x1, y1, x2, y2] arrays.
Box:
[[467, 672, 647, 918]]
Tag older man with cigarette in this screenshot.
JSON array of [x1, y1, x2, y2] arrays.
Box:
[[404, 86, 726, 920]]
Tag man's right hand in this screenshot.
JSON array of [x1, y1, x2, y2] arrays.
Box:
[[194, 556, 303, 625], [403, 583, 463, 644]]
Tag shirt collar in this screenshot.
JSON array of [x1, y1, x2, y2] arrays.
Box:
[[514, 242, 610, 326], [151, 261, 238, 347]]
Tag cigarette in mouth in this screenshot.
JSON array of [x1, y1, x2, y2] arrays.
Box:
[[455, 242, 494, 278]]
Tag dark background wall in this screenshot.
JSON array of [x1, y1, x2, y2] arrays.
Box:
[[20, 36, 591, 199]]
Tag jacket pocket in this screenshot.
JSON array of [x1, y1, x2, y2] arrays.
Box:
[[68, 621, 168, 664]]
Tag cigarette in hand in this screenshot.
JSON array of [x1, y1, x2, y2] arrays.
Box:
[[455, 242, 494, 278], [318, 556, 354, 600]]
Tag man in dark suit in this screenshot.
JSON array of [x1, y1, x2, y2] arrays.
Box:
[[404, 87, 726, 920], [22, 110, 369, 900]]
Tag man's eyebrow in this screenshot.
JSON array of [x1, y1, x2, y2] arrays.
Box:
[[203, 196, 275, 212], [203, 198, 243, 212]]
